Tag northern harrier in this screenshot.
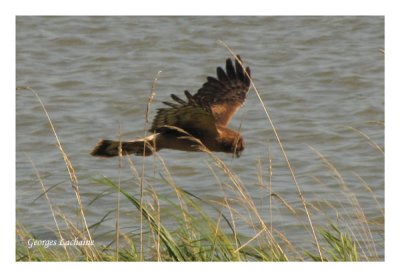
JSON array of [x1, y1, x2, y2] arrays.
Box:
[[91, 55, 251, 158]]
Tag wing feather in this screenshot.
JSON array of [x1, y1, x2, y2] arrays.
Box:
[[150, 55, 251, 138], [150, 91, 218, 138], [192, 55, 251, 126], [170, 94, 186, 105], [226, 58, 236, 79], [216, 67, 229, 82], [235, 58, 245, 82], [162, 101, 180, 108], [184, 90, 196, 104]]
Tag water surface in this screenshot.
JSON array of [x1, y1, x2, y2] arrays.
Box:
[[16, 16, 384, 259]]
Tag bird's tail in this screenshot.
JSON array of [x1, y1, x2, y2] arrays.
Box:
[[91, 134, 157, 157]]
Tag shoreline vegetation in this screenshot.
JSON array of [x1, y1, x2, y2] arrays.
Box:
[[15, 51, 384, 261]]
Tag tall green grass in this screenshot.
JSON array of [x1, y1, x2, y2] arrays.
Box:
[[16, 159, 383, 261]]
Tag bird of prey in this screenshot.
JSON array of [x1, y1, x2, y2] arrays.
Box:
[[91, 55, 251, 158]]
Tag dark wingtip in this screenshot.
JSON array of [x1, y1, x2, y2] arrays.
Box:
[[184, 90, 196, 104], [216, 66, 228, 82], [234, 56, 245, 81], [225, 58, 235, 79], [162, 101, 179, 108], [230, 55, 251, 85], [242, 66, 251, 86], [246, 66, 251, 76], [171, 94, 186, 105], [184, 90, 191, 97]]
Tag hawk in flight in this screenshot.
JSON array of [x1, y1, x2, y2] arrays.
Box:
[[91, 55, 251, 158]]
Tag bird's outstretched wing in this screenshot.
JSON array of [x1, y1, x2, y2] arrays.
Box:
[[150, 90, 219, 138], [192, 55, 251, 126]]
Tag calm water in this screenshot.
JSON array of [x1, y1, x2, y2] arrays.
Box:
[[16, 16, 384, 259]]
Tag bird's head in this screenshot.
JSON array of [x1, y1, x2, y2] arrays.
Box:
[[216, 128, 245, 158]]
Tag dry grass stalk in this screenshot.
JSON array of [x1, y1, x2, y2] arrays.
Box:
[[271, 193, 297, 215], [28, 156, 70, 259], [352, 171, 384, 216], [345, 125, 384, 155], [218, 40, 323, 260], [18, 86, 93, 243]]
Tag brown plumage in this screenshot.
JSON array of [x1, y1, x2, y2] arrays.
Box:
[[91, 55, 251, 158]]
